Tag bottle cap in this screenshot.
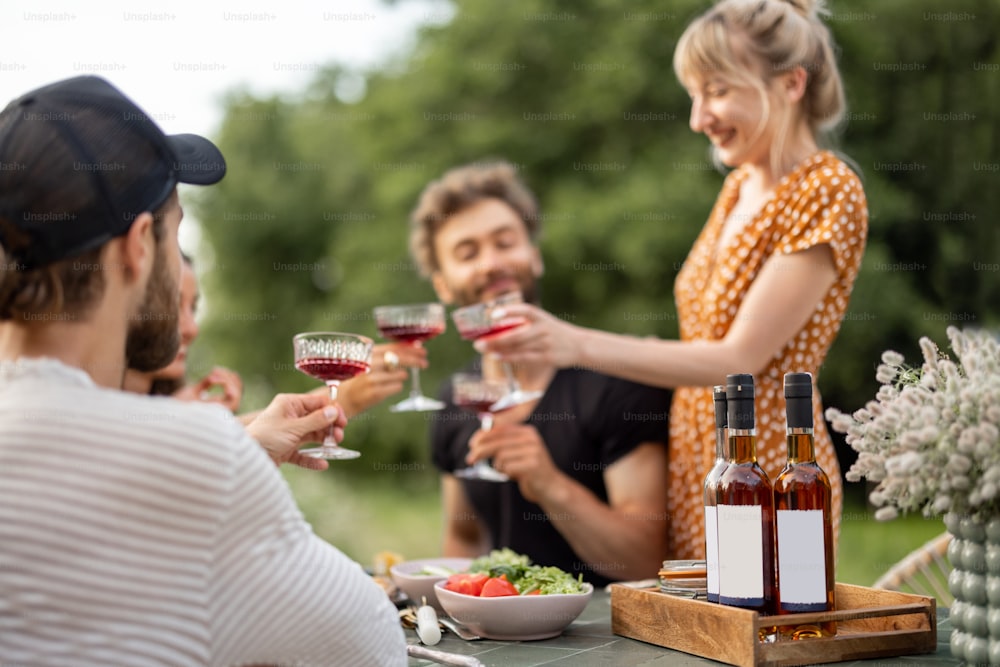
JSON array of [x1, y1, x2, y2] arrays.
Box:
[[713, 385, 727, 429], [725, 373, 755, 430], [726, 373, 754, 398], [784, 372, 813, 429], [784, 372, 813, 399]]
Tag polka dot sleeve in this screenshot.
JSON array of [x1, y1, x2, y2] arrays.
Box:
[[779, 160, 868, 281]]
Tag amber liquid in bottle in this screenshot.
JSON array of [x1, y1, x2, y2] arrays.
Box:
[[703, 385, 728, 603], [773, 372, 836, 639], [717, 374, 776, 621]]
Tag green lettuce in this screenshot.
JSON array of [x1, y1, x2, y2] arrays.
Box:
[[468, 548, 585, 595]]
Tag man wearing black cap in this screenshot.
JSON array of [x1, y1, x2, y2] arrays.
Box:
[[0, 77, 405, 666]]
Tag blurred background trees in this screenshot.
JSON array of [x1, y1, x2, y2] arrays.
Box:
[[188, 0, 999, 569]]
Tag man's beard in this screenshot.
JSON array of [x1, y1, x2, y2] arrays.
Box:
[[125, 246, 181, 373], [449, 265, 540, 307]]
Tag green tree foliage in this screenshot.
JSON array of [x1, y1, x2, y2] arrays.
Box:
[[193, 0, 999, 479]]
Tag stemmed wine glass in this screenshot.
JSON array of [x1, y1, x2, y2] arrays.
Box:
[[293, 331, 374, 460], [451, 372, 511, 482], [451, 291, 543, 411], [373, 303, 446, 412]]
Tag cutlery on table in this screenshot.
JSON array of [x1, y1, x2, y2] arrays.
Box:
[[406, 644, 484, 666], [400, 605, 481, 641]]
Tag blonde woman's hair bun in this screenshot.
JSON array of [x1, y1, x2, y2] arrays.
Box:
[[782, 0, 830, 21]]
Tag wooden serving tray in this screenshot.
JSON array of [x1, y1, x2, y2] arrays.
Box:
[[610, 583, 936, 667]]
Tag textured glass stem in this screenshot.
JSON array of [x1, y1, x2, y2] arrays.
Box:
[[499, 362, 521, 394], [324, 381, 340, 446], [408, 366, 423, 399], [480, 412, 494, 432]]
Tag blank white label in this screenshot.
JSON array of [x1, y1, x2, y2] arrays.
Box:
[[776, 509, 826, 605], [717, 504, 763, 600], [704, 506, 720, 596]]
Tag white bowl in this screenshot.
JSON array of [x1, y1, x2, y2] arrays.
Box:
[[389, 557, 472, 611], [433, 580, 594, 641]]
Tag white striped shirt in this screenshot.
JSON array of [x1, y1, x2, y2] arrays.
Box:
[[0, 358, 406, 666]]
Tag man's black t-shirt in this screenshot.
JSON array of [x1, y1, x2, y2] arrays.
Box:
[[431, 367, 671, 588]]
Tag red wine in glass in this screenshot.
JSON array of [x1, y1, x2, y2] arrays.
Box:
[[292, 331, 374, 460], [377, 323, 446, 344], [453, 396, 501, 414], [295, 358, 370, 382], [455, 320, 523, 342], [373, 303, 447, 412], [451, 372, 511, 482], [450, 292, 543, 411]]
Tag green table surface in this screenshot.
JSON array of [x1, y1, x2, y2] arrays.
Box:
[[406, 588, 956, 666]]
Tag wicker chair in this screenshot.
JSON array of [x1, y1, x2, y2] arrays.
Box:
[[872, 532, 953, 606]]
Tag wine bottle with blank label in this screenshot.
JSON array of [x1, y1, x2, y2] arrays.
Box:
[[773, 372, 836, 638], [717, 373, 775, 616], [703, 385, 728, 603]]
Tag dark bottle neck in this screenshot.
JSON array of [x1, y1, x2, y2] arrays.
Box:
[[785, 394, 813, 431], [728, 398, 754, 431], [713, 384, 727, 461]]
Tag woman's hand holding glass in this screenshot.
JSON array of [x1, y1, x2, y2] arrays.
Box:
[[468, 300, 583, 372], [173, 366, 243, 412], [336, 343, 427, 418], [451, 291, 543, 411]]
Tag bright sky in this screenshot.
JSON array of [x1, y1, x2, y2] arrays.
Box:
[[2, 0, 447, 248]]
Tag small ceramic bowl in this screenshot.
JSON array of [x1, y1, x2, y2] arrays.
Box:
[[433, 580, 594, 641], [389, 557, 472, 611]]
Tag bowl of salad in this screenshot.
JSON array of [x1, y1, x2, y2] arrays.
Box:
[[433, 549, 593, 641], [389, 557, 472, 611]]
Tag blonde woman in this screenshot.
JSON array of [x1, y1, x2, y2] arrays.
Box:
[[476, 0, 868, 560]]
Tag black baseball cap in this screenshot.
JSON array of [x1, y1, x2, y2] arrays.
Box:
[[0, 76, 226, 267]]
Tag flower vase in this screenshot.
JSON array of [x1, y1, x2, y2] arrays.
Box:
[[945, 512, 1000, 666]]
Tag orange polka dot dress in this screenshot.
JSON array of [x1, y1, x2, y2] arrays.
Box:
[[668, 151, 868, 561]]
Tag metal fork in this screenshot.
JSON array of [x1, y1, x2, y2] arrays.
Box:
[[438, 615, 481, 641]]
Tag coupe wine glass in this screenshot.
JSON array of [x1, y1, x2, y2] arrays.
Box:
[[450, 291, 543, 411], [293, 331, 374, 459], [450, 372, 511, 482], [373, 303, 446, 412]]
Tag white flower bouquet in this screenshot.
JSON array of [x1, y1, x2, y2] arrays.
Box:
[[827, 326, 1000, 521]]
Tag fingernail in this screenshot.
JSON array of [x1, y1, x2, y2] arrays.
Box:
[[473, 341, 485, 353], [492, 307, 507, 318], [323, 407, 338, 420]]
